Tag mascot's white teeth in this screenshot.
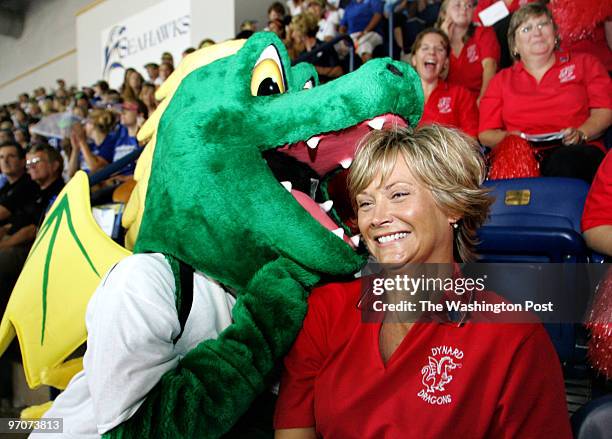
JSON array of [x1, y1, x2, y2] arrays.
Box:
[[377, 232, 408, 243], [319, 200, 334, 212], [332, 228, 344, 239], [350, 234, 360, 246], [367, 117, 385, 130], [340, 158, 353, 169], [307, 136, 321, 149], [281, 181, 292, 192]]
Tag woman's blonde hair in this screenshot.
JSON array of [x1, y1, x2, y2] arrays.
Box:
[[347, 125, 492, 262], [435, 0, 475, 44], [508, 3, 559, 61], [291, 11, 320, 38], [88, 109, 115, 135]]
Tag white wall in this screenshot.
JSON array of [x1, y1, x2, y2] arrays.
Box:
[[190, 0, 235, 46], [0, 0, 90, 104], [76, 0, 164, 89], [234, 0, 273, 35], [0, 0, 266, 104], [77, 0, 240, 88]]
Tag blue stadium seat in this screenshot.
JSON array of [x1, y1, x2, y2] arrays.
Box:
[[475, 177, 593, 365], [477, 177, 591, 262], [571, 394, 612, 439]]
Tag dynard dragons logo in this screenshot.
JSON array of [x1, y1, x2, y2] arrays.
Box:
[[437, 97, 452, 114], [558, 65, 576, 83], [466, 44, 478, 63], [417, 345, 463, 405]]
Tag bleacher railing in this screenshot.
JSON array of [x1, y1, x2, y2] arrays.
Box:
[[88, 148, 143, 186]]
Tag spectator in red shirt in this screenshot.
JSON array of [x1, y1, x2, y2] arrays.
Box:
[[479, 3, 612, 182], [411, 28, 478, 137], [274, 125, 572, 439], [436, 0, 500, 102], [582, 151, 612, 256]]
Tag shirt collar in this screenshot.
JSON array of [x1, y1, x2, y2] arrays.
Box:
[[514, 50, 571, 74], [434, 79, 450, 93]]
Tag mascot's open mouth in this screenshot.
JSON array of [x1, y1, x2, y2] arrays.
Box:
[[264, 113, 408, 249]]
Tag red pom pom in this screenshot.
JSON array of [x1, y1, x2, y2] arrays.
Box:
[[549, 0, 612, 43], [488, 135, 540, 180], [586, 268, 612, 380]]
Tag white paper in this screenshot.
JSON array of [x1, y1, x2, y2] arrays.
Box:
[[92, 207, 117, 237], [478, 1, 510, 27], [520, 131, 565, 142]]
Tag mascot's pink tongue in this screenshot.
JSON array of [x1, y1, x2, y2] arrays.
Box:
[[280, 114, 407, 177], [290, 189, 356, 248]]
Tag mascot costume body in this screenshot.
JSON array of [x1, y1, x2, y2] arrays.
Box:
[[0, 33, 423, 438]]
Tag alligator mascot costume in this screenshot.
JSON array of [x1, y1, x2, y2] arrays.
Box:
[[0, 33, 423, 438]]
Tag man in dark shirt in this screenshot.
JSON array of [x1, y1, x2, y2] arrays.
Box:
[[0, 143, 64, 318], [0, 142, 39, 355], [0, 142, 39, 237], [25, 144, 65, 224]]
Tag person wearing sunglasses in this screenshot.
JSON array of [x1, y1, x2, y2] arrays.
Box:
[[26, 144, 64, 216]]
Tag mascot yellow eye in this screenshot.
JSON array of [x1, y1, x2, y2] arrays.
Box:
[[251, 45, 286, 96]]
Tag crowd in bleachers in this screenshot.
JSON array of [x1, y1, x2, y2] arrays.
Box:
[[0, 0, 610, 316], [0, 0, 611, 429], [0, 3, 609, 270]]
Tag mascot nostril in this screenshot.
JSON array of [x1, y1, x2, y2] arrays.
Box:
[[386, 63, 404, 77]]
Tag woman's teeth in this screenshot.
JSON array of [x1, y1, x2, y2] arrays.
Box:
[[377, 232, 408, 244]]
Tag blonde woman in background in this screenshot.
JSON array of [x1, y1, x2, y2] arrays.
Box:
[[68, 109, 117, 177], [436, 0, 499, 102]]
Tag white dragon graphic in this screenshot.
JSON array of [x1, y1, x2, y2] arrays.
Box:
[[421, 356, 462, 393]]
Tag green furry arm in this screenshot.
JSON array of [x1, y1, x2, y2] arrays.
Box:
[[102, 257, 319, 439]]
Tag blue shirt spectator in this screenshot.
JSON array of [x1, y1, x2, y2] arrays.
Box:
[[340, 0, 384, 34], [111, 124, 139, 175]]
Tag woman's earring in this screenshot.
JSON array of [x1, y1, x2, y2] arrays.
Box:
[[452, 223, 459, 229]]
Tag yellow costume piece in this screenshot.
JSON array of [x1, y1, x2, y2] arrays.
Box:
[[0, 40, 246, 420], [0, 40, 245, 395], [0, 172, 130, 390]]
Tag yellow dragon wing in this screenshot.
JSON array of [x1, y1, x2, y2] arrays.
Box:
[[0, 39, 245, 393], [0, 171, 130, 389]]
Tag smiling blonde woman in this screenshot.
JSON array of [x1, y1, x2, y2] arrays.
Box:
[[274, 125, 572, 439]]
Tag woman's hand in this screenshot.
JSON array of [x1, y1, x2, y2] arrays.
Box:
[[479, 129, 522, 148], [440, 15, 455, 40], [70, 123, 86, 149], [561, 127, 586, 145]]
